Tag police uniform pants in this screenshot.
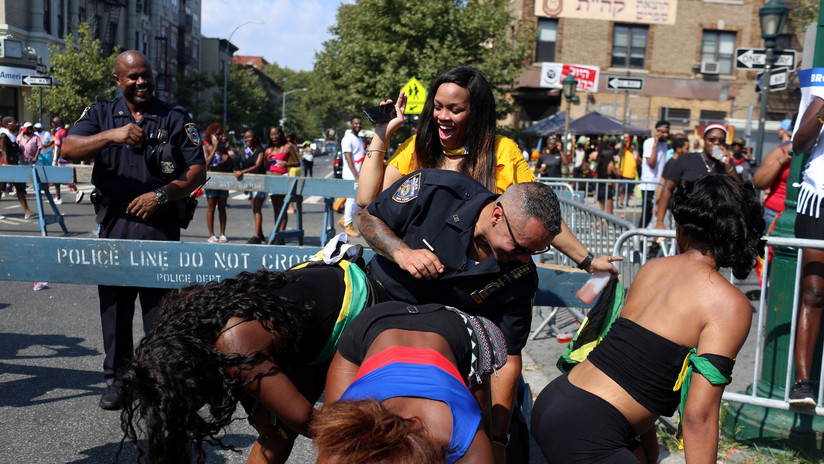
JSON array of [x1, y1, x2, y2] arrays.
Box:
[[99, 285, 167, 384], [97, 211, 179, 384]]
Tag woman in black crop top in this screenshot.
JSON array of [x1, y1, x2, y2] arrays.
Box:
[[116, 266, 368, 464], [532, 175, 764, 463]]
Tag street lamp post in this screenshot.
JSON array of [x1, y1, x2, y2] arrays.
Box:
[[280, 88, 307, 129], [562, 73, 578, 166], [223, 20, 264, 128], [754, 0, 789, 164]]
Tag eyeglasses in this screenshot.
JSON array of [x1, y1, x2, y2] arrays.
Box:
[[496, 202, 550, 256], [706, 137, 725, 144]]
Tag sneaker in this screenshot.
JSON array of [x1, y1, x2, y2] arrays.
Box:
[[75, 191, 84, 203], [246, 236, 262, 244], [24, 212, 34, 220], [337, 217, 346, 228], [788, 379, 817, 408], [54, 198, 63, 205], [344, 223, 360, 238], [218, 235, 228, 243], [207, 236, 218, 243], [99, 385, 124, 411]]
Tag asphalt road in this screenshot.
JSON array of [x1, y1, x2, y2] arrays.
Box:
[[0, 157, 761, 463]]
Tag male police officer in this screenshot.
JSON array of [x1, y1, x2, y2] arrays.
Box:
[[62, 50, 206, 410], [359, 170, 619, 462]]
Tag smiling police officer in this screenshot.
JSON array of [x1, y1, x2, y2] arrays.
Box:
[[62, 50, 206, 410]]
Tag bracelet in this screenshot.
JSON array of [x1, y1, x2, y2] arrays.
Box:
[[577, 252, 594, 270], [367, 148, 386, 154], [492, 433, 510, 448], [817, 109, 824, 125]]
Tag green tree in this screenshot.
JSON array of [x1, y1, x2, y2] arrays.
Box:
[[789, 0, 818, 38], [259, 63, 326, 141], [312, 0, 534, 121], [213, 65, 275, 137], [175, 71, 215, 128], [25, 22, 119, 122]]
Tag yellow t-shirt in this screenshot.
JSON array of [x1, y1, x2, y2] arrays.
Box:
[[620, 149, 638, 179], [387, 135, 535, 194]]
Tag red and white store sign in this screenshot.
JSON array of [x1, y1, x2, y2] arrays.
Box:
[[540, 63, 600, 93]]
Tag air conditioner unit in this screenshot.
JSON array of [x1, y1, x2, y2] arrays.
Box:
[[142, 19, 150, 30], [700, 61, 720, 74]]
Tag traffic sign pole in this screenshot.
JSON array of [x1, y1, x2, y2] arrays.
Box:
[[755, 48, 773, 164]]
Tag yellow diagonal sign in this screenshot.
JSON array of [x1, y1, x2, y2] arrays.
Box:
[[401, 77, 427, 115]]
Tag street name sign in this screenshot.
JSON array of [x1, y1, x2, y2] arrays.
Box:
[[607, 77, 643, 91], [21, 74, 52, 87], [400, 77, 427, 115], [755, 67, 789, 93], [735, 48, 796, 70]]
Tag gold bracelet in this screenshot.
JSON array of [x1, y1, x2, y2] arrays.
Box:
[[367, 148, 386, 154], [816, 109, 824, 125]]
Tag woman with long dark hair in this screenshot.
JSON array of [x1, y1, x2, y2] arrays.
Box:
[[117, 264, 376, 463], [531, 175, 763, 463]]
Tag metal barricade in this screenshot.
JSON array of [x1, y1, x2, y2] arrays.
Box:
[[537, 177, 664, 228]]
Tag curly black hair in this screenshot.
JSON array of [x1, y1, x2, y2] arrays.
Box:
[[116, 269, 312, 463], [671, 175, 765, 279]]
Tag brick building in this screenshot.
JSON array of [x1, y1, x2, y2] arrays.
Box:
[[510, 0, 801, 143], [0, 0, 201, 123]]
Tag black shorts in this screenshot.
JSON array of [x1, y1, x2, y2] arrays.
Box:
[[795, 211, 824, 241], [336, 301, 472, 381], [531, 374, 639, 463]]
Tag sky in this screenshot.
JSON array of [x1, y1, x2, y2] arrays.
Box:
[[201, 0, 351, 72]]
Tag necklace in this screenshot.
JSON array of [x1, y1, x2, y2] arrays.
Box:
[[699, 153, 712, 173], [443, 146, 468, 157]]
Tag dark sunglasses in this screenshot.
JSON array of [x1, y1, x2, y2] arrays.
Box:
[[497, 202, 550, 256], [706, 137, 725, 144]]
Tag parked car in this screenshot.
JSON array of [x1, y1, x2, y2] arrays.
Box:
[[333, 150, 343, 178], [324, 140, 339, 157]]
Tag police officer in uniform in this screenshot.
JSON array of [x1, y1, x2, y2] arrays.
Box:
[[360, 169, 621, 462], [62, 50, 206, 410]]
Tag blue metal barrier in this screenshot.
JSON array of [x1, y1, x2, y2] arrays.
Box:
[[0, 235, 589, 306], [0, 165, 73, 236]]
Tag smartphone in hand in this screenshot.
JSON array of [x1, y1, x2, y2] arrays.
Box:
[[363, 105, 397, 124]]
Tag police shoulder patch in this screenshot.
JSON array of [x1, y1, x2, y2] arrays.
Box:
[[74, 106, 91, 125], [185, 123, 201, 147], [392, 172, 421, 203]]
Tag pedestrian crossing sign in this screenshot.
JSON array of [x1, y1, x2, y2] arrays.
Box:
[[401, 77, 427, 115]]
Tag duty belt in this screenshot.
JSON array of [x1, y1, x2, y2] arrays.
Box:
[[469, 263, 532, 304]]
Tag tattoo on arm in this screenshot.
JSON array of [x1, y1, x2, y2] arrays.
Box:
[[359, 210, 408, 263]]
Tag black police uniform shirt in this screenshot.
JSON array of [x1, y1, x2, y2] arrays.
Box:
[[70, 96, 204, 238], [71, 95, 204, 203], [366, 169, 538, 355]]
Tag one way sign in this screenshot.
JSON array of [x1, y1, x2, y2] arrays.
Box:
[[21, 74, 52, 87], [607, 77, 643, 91]]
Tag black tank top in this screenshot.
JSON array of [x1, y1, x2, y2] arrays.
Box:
[[587, 317, 689, 416]]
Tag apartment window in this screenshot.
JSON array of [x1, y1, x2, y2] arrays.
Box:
[[44, 0, 52, 34], [699, 110, 726, 124], [171, 0, 178, 10], [193, 13, 199, 29], [58, 0, 64, 37], [701, 30, 736, 75], [535, 18, 557, 63], [662, 108, 690, 126], [171, 31, 177, 48], [776, 34, 793, 51], [611, 24, 648, 69], [192, 41, 198, 60]]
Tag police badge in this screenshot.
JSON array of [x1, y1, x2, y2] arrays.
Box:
[[392, 172, 421, 203], [185, 123, 201, 146]]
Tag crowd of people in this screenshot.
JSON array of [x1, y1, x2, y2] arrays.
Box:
[[0, 50, 813, 464], [0, 115, 83, 220]]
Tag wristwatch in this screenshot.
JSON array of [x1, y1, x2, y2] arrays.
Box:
[[155, 188, 169, 206]]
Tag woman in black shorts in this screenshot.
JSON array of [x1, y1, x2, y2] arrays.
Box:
[[531, 175, 763, 463]]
